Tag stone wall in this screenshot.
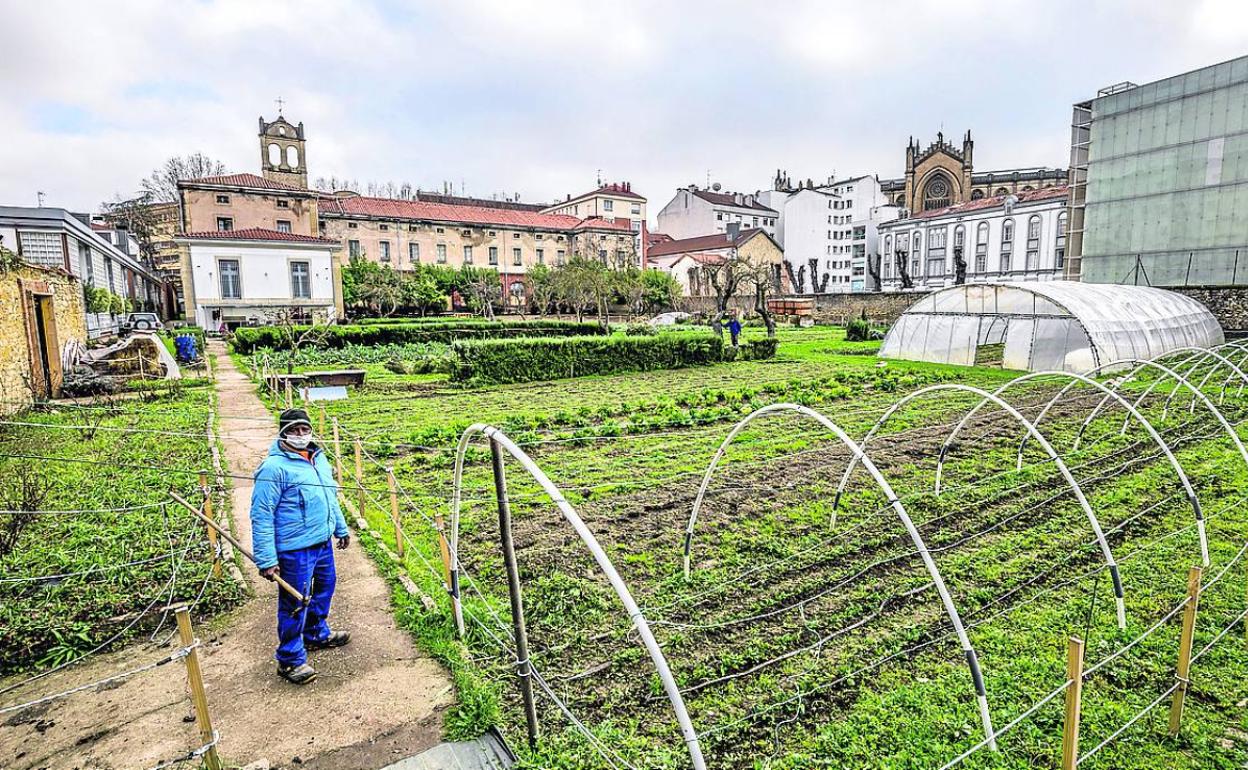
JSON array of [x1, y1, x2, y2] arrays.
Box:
[[0, 261, 87, 415], [810, 291, 928, 325], [1171, 286, 1248, 333]]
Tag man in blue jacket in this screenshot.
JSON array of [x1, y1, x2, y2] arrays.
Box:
[[251, 408, 351, 684]]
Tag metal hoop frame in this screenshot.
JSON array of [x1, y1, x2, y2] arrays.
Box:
[[937, 371, 1208, 566], [832, 384, 1129, 629], [449, 424, 706, 770], [681, 402, 998, 749]]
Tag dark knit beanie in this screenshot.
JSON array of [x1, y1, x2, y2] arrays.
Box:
[[278, 408, 312, 436]]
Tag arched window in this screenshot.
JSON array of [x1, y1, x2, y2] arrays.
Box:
[[911, 232, 922, 278], [895, 194, 905, 206], [970, 189, 985, 200], [1056, 212, 1068, 269], [1025, 214, 1041, 270], [928, 228, 948, 278], [1022, 185, 1034, 192], [884, 235, 892, 255], [975, 222, 989, 273], [285, 145, 299, 169], [953, 225, 965, 250], [268, 143, 281, 166], [922, 173, 953, 210], [995, 187, 1010, 196], [1000, 219, 1014, 273]]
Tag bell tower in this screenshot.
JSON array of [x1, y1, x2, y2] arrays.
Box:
[[259, 109, 308, 189]]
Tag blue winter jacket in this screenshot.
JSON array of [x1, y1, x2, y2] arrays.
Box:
[[250, 440, 349, 569]]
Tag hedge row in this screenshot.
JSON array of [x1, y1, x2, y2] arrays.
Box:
[[231, 320, 604, 353], [450, 333, 777, 385]]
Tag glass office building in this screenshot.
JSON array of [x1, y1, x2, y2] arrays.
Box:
[[1068, 56, 1248, 287]]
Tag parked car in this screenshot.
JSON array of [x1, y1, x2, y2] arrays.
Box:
[[121, 312, 163, 333]]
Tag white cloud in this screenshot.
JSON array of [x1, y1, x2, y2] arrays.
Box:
[[1, 0, 1246, 217]]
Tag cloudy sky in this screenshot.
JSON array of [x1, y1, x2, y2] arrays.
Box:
[[3, 1, 1246, 222]]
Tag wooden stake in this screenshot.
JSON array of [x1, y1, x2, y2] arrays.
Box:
[[284, 378, 293, 409], [174, 606, 223, 770], [354, 437, 365, 516], [434, 510, 453, 592], [198, 471, 222, 579], [1060, 636, 1085, 770], [387, 467, 404, 558], [1169, 565, 1202, 735], [332, 418, 343, 482], [317, 405, 325, 438]]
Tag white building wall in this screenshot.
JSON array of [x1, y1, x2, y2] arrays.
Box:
[[878, 197, 1068, 292], [656, 188, 778, 240], [188, 242, 336, 327]]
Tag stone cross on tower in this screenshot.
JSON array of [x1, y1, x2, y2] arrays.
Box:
[[275, 96, 285, 115]]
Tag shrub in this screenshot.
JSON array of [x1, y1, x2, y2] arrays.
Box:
[[845, 318, 871, 341], [622, 322, 657, 336], [451, 333, 726, 385], [230, 320, 604, 353]]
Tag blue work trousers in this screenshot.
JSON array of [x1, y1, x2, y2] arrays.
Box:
[[275, 540, 337, 667]]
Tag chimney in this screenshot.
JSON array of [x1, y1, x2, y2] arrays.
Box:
[[733, 192, 744, 205]]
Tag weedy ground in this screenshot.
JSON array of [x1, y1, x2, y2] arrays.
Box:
[[0, 380, 246, 675], [204, 328, 1248, 767]]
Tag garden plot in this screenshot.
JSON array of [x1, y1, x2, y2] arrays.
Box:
[[243, 328, 1248, 768]]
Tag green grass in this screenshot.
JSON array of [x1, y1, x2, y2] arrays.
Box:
[[233, 325, 1248, 769], [0, 383, 247, 675]]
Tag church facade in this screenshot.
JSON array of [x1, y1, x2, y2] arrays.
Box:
[[879, 131, 1067, 213]]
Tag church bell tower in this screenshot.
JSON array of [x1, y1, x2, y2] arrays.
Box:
[[259, 111, 308, 189]]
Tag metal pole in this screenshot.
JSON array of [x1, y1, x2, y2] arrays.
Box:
[[1169, 565, 1202, 735], [491, 438, 540, 748], [174, 606, 223, 770], [198, 471, 222, 578], [1060, 636, 1085, 770]]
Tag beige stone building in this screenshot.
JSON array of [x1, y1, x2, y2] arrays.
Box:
[[0, 256, 87, 410], [316, 194, 634, 302], [647, 227, 785, 297], [880, 131, 1067, 213], [543, 182, 647, 261]]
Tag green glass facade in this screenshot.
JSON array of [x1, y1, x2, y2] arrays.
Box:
[[1079, 56, 1248, 286]]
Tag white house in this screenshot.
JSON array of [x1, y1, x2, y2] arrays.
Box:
[[655, 186, 778, 241], [176, 228, 338, 330], [756, 174, 900, 295], [0, 206, 167, 338], [878, 186, 1069, 292]]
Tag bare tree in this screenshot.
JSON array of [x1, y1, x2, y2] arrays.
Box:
[[0, 466, 50, 559], [893, 243, 915, 290], [701, 254, 747, 338], [743, 260, 780, 337], [865, 252, 882, 293], [808, 258, 830, 293], [99, 194, 162, 261], [271, 308, 333, 374], [784, 261, 807, 294], [141, 153, 227, 203]]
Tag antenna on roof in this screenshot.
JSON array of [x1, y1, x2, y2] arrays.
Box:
[[36, 191, 46, 207], [706, 169, 711, 188], [596, 169, 602, 186]]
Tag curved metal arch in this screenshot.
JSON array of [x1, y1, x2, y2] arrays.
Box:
[[832, 384, 1128, 629], [1076, 347, 1248, 441], [681, 402, 998, 749], [1156, 343, 1248, 417], [935, 371, 1208, 566], [1197, 341, 1248, 407], [450, 424, 706, 770]]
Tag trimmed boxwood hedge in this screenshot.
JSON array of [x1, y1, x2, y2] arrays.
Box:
[[450, 333, 778, 385], [230, 320, 604, 353]]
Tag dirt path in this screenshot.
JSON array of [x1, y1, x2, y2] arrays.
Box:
[[1, 343, 453, 769]]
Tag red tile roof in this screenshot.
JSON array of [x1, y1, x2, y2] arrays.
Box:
[[911, 185, 1069, 220], [181, 227, 337, 244], [691, 189, 778, 214], [180, 173, 304, 191], [318, 195, 632, 232], [646, 228, 769, 258], [570, 216, 634, 232], [649, 251, 726, 268], [646, 232, 674, 246]]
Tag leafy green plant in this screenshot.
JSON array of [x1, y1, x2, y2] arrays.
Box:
[[231, 320, 605, 353]]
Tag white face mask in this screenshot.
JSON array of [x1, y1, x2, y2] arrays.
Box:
[[284, 433, 312, 450]]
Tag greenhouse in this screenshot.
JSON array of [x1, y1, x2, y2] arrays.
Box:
[[878, 281, 1223, 372]]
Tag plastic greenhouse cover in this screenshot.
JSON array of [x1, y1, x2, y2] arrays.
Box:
[[879, 282, 1224, 373]]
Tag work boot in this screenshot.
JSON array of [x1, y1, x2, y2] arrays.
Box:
[[277, 662, 317, 685], [306, 631, 351, 650]]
